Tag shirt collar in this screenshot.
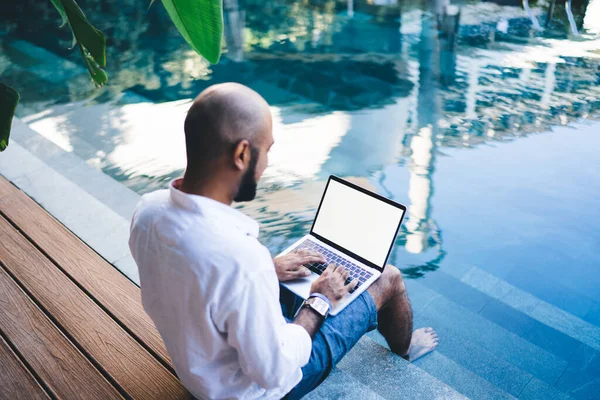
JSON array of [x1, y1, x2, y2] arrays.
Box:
[[169, 178, 260, 238]]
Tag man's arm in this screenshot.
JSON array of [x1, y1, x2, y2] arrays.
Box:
[[218, 263, 356, 389], [292, 306, 325, 338], [219, 270, 313, 390]]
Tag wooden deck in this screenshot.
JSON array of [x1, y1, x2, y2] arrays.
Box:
[[0, 176, 190, 399]]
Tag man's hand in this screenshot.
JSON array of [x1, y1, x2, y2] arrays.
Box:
[[291, 262, 358, 339], [310, 264, 358, 307], [274, 250, 326, 282]]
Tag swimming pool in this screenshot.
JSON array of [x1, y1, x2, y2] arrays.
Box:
[[1, 0, 599, 398]]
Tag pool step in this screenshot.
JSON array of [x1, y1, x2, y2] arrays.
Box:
[[367, 330, 518, 400], [518, 378, 573, 400], [418, 267, 600, 365], [451, 266, 600, 400], [336, 336, 468, 399], [403, 274, 591, 399], [368, 315, 575, 400], [456, 266, 600, 353], [7, 40, 86, 83], [315, 309, 575, 400], [303, 335, 470, 399], [8, 118, 141, 221], [407, 279, 569, 385], [304, 368, 386, 400]]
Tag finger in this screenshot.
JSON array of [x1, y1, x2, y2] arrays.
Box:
[[301, 254, 326, 265], [323, 264, 337, 274], [295, 267, 312, 277], [334, 265, 346, 276], [341, 269, 350, 280], [345, 278, 359, 290], [293, 249, 324, 263], [300, 249, 317, 256], [307, 251, 326, 262], [289, 264, 308, 272], [296, 249, 322, 259], [292, 249, 307, 259], [293, 249, 311, 258]]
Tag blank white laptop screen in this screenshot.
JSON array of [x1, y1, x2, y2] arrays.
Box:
[[312, 179, 405, 269]]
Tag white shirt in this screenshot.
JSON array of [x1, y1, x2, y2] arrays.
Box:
[[129, 179, 312, 400]]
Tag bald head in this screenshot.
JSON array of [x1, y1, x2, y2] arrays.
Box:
[[184, 83, 272, 175]]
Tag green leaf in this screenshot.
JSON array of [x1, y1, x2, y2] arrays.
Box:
[[161, 0, 223, 64], [77, 45, 108, 87], [49, 0, 108, 86], [49, 0, 68, 27], [0, 83, 20, 152], [61, 0, 106, 67]]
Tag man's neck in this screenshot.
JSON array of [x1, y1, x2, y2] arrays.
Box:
[[178, 176, 233, 206]]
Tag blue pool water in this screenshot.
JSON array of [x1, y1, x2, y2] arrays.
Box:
[[1, 0, 600, 397]]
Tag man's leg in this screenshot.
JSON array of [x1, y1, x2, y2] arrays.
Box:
[[367, 266, 438, 361], [280, 267, 438, 399], [281, 288, 378, 400]]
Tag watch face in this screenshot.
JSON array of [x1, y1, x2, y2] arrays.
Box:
[[307, 297, 329, 317]]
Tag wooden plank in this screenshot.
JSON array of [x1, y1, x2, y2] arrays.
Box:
[[0, 177, 171, 366], [0, 266, 123, 399], [0, 335, 51, 400], [0, 215, 189, 399]]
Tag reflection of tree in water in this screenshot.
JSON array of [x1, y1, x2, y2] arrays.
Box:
[[386, 8, 448, 279], [3, 0, 599, 124], [248, 55, 414, 110], [244, 0, 339, 49]]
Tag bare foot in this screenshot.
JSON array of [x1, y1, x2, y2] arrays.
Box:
[[402, 327, 439, 362]]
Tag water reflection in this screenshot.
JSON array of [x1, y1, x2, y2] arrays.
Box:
[[1, 0, 600, 277], [392, 6, 447, 277], [224, 0, 245, 62]]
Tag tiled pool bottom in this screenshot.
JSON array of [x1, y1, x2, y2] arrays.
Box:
[[2, 117, 599, 399]]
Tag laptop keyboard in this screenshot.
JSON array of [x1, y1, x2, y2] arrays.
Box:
[[296, 240, 373, 294]]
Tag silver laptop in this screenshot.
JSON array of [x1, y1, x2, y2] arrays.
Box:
[[278, 175, 407, 315]]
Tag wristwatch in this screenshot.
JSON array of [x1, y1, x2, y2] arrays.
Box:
[[297, 294, 331, 319]]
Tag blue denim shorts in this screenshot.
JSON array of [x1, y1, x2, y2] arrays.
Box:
[[279, 285, 379, 399]]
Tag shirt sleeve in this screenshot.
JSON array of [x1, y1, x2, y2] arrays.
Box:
[[220, 268, 312, 390]]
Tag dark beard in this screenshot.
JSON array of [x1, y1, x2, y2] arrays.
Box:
[[233, 146, 259, 202]]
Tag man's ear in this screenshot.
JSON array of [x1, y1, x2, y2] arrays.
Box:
[[233, 139, 250, 171]]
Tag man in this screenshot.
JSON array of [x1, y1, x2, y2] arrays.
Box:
[[129, 83, 438, 400]]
